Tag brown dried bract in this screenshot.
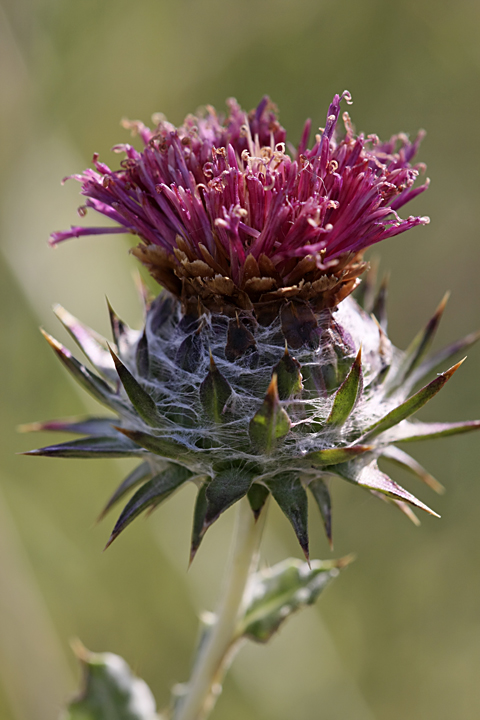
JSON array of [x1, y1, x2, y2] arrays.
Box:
[[134, 241, 367, 325]]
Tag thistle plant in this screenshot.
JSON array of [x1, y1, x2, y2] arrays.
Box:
[[24, 92, 480, 720]]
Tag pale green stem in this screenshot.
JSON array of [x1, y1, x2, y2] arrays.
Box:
[[174, 498, 267, 720]]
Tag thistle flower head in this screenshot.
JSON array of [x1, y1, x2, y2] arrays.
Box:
[[28, 92, 480, 560], [51, 92, 429, 317]]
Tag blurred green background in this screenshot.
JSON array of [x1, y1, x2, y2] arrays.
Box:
[[1, 1, 480, 718]]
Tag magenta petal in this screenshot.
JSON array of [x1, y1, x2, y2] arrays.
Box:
[[50, 93, 428, 285], [49, 226, 129, 246]]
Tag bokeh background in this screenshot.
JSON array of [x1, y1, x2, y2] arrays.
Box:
[[1, 1, 480, 719]]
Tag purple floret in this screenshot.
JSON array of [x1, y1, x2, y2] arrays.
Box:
[[50, 93, 429, 286]]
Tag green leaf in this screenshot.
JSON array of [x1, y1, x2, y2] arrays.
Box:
[[272, 346, 303, 400], [391, 419, 480, 443], [190, 482, 209, 564], [267, 473, 309, 559], [53, 304, 117, 382], [387, 292, 449, 393], [247, 483, 270, 520], [116, 428, 193, 462], [106, 464, 192, 547], [249, 375, 291, 453], [381, 445, 445, 494], [41, 329, 126, 413], [204, 466, 255, 527], [98, 462, 154, 520], [65, 642, 158, 720], [199, 353, 232, 422], [327, 349, 363, 426], [408, 330, 480, 388], [18, 416, 118, 436], [333, 460, 439, 516], [239, 557, 350, 643], [308, 477, 333, 548], [109, 347, 161, 427], [303, 445, 372, 467], [360, 359, 465, 442], [23, 434, 145, 459]]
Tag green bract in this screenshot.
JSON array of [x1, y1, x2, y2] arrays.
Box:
[[24, 281, 480, 559]]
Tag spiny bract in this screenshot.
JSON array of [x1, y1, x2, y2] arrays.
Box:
[[25, 93, 480, 559]]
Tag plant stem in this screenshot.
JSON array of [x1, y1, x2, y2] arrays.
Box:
[[174, 498, 267, 720]]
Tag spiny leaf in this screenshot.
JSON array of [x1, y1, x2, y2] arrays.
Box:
[[272, 346, 303, 400], [136, 329, 150, 376], [249, 375, 291, 453], [204, 467, 255, 528], [387, 292, 449, 393], [65, 641, 158, 720], [53, 304, 117, 382], [308, 478, 333, 548], [304, 444, 372, 467], [371, 491, 421, 526], [106, 464, 192, 547], [390, 419, 480, 443], [107, 298, 128, 347], [371, 273, 389, 331], [247, 483, 270, 520], [24, 434, 144, 459], [364, 316, 392, 390], [98, 461, 154, 521], [40, 330, 126, 413], [116, 428, 192, 462], [408, 329, 480, 388], [360, 359, 465, 442], [405, 291, 449, 374], [381, 445, 445, 494], [327, 348, 363, 426], [240, 557, 351, 643], [190, 482, 209, 565], [333, 461, 439, 516], [391, 499, 421, 525], [107, 300, 142, 358], [199, 353, 232, 422], [108, 347, 161, 427], [267, 473, 309, 559], [18, 416, 118, 436]]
